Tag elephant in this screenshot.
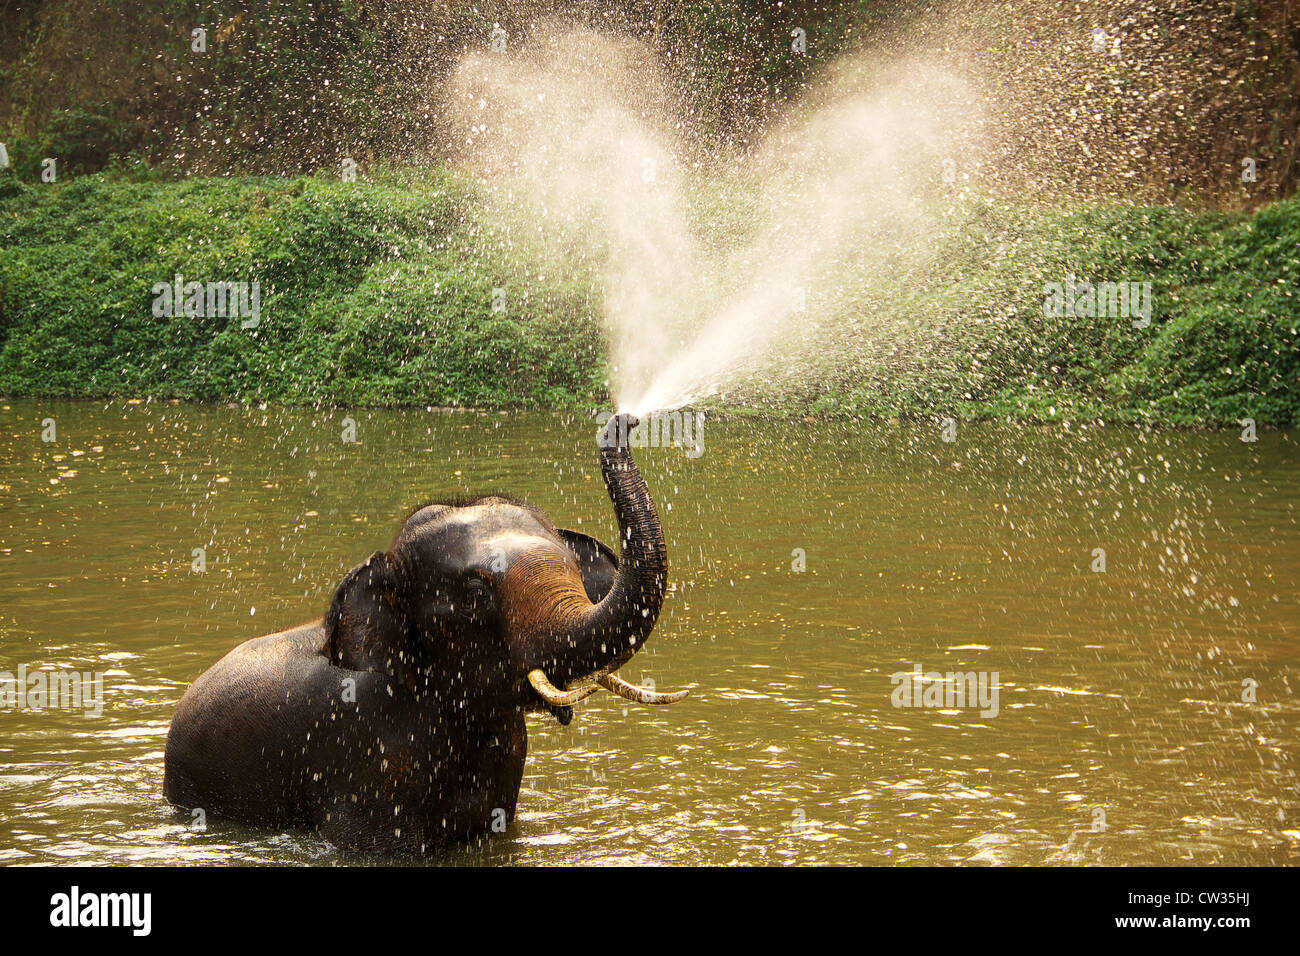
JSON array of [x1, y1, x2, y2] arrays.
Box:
[[162, 413, 688, 853]]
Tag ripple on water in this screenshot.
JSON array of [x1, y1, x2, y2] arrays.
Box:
[[1, 407, 1297, 864]]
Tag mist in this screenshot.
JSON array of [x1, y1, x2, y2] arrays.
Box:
[[447, 24, 987, 414]]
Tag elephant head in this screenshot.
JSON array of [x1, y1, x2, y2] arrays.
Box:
[[322, 413, 687, 722]]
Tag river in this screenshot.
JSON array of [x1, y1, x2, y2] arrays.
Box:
[[1, 399, 1295, 864]]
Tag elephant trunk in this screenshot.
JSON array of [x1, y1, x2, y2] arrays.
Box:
[[515, 414, 667, 689]]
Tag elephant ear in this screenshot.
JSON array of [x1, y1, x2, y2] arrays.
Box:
[[556, 528, 619, 603], [325, 551, 405, 672]]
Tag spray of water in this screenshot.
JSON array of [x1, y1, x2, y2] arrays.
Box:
[[447, 24, 987, 414]]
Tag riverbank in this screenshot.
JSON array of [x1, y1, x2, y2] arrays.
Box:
[[1, 171, 1296, 425]]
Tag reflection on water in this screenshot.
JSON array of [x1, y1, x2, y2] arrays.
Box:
[[0, 399, 1296, 865]]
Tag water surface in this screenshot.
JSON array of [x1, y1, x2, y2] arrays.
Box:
[[1, 400, 1296, 865]]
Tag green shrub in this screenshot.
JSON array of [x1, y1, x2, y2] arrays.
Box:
[[0, 170, 606, 406], [0, 170, 1294, 424]]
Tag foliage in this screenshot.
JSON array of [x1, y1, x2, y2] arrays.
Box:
[[0, 170, 607, 407], [1, 171, 1295, 423], [814, 200, 1300, 425]]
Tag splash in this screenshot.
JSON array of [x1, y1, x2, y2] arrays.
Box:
[[448, 25, 986, 414]]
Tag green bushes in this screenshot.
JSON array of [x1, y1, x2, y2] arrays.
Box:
[[0, 171, 606, 406], [818, 200, 1299, 425], [1, 104, 133, 179], [0, 170, 1294, 423]]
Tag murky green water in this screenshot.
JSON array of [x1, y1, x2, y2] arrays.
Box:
[[0, 399, 1296, 865]]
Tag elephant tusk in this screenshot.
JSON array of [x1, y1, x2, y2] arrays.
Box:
[[596, 672, 690, 705], [528, 669, 601, 707]]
